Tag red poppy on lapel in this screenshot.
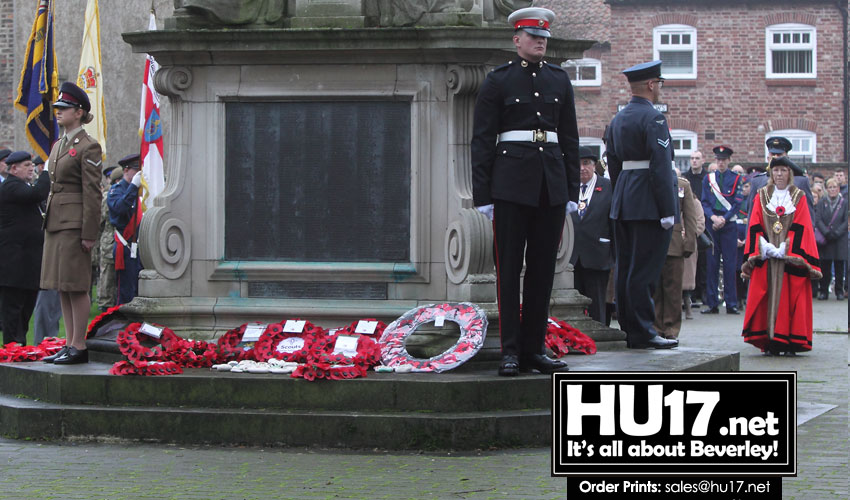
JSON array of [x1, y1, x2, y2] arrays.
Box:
[[595, 186, 602, 192], [69, 149, 77, 157]]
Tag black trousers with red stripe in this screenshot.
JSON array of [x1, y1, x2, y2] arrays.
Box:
[[493, 196, 566, 358]]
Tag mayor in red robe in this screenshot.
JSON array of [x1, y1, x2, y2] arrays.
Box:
[[741, 157, 821, 354]]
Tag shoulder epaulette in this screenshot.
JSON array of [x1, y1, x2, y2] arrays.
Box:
[[491, 61, 512, 73], [545, 62, 566, 72]]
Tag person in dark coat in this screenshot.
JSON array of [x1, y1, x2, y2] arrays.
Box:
[[471, 7, 580, 375], [604, 60, 678, 349], [107, 154, 144, 305], [0, 151, 50, 344], [570, 147, 614, 325], [815, 177, 848, 300], [746, 137, 815, 222]]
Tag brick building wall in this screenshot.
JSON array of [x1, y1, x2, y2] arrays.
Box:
[[0, 0, 14, 149], [541, 0, 847, 171]]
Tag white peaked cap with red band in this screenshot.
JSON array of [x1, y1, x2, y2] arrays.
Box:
[[507, 7, 555, 38]]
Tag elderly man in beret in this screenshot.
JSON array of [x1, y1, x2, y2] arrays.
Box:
[[0, 151, 50, 344]]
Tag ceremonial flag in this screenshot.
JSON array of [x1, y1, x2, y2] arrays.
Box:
[[77, 0, 106, 158], [138, 9, 164, 211], [14, 0, 58, 161]]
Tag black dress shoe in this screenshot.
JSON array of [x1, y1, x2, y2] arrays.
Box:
[[700, 307, 719, 314], [520, 354, 569, 374], [628, 336, 678, 349], [726, 307, 740, 315], [498, 355, 519, 377], [53, 347, 88, 365], [818, 292, 828, 300], [836, 291, 846, 300], [42, 346, 70, 363]]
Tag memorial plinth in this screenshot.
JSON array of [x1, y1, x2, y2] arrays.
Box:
[[121, 9, 617, 357]]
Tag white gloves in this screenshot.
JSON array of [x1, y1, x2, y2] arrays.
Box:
[[566, 201, 579, 214], [476, 204, 494, 221], [660, 216, 675, 230], [759, 237, 786, 259], [131, 171, 142, 187]]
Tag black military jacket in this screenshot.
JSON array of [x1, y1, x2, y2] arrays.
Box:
[[471, 56, 580, 207]]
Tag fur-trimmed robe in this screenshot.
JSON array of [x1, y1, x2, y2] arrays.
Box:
[[741, 184, 821, 352]]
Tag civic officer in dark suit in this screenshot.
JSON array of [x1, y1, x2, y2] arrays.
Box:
[[570, 147, 614, 325], [0, 151, 50, 345], [604, 60, 678, 349], [40, 82, 103, 365], [471, 7, 580, 376], [700, 145, 745, 314]]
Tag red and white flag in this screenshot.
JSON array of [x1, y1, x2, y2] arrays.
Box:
[[138, 9, 164, 211]]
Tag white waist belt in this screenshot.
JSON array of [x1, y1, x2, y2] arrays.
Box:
[[497, 130, 558, 143], [622, 160, 650, 170]]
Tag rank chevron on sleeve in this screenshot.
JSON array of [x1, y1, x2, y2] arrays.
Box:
[[657, 138, 670, 148]]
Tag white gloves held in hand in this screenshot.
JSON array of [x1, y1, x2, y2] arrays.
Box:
[[476, 204, 494, 221], [660, 216, 675, 230], [759, 236, 786, 259], [131, 171, 143, 187], [566, 201, 579, 214]]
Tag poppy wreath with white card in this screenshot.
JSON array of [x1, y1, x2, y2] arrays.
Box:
[[253, 319, 323, 363], [116, 322, 180, 364], [379, 302, 488, 373]]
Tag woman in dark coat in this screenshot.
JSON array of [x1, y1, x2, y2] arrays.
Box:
[[40, 82, 103, 364], [0, 152, 50, 344], [815, 177, 848, 300]]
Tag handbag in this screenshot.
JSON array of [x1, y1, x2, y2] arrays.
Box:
[[814, 227, 826, 245], [697, 229, 713, 250], [817, 196, 845, 245]]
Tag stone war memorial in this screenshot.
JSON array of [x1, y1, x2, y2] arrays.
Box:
[[122, 0, 621, 356], [0, 0, 737, 450]]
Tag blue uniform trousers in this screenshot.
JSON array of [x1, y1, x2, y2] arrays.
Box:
[[705, 221, 738, 309], [116, 247, 142, 305], [614, 220, 672, 345]]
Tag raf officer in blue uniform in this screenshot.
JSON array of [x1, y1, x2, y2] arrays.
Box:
[[604, 60, 679, 349], [107, 153, 143, 305], [701, 145, 745, 314], [471, 7, 580, 375]]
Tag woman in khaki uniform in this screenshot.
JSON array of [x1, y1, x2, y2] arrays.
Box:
[[40, 82, 103, 365]]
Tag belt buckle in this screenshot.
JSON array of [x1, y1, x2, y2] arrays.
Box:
[[534, 130, 546, 143]]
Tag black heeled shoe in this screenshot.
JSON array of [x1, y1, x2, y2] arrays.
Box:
[[520, 354, 569, 374], [498, 355, 519, 377], [53, 347, 89, 365], [42, 346, 70, 363]]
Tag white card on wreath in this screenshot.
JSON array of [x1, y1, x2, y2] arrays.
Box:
[[139, 323, 163, 339], [283, 320, 306, 333], [434, 315, 446, 328], [354, 320, 378, 335], [332, 334, 360, 357], [242, 324, 266, 342]]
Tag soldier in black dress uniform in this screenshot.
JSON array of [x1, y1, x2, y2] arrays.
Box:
[[604, 60, 679, 349], [471, 7, 580, 376]]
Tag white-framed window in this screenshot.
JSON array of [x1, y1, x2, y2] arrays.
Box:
[[670, 129, 698, 172], [579, 137, 606, 162], [764, 130, 816, 163], [765, 24, 816, 78], [562, 58, 601, 87], [653, 24, 697, 79]]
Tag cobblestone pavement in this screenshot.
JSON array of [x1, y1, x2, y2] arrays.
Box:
[[0, 300, 846, 500]]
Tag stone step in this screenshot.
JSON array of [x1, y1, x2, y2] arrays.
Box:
[[0, 393, 550, 450], [0, 362, 550, 413]]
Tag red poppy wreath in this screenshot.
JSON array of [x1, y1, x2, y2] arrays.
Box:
[[545, 317, 596, 357], [379, 303, 487, 373], [252, 320, 323, 363], [116, 323, 181, 364]]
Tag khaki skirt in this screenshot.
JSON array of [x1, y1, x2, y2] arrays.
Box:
[[41, 228, 93, 292]]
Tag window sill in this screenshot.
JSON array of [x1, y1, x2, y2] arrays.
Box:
[[573, 86, 602, 93], [765, 79, 816, 87]]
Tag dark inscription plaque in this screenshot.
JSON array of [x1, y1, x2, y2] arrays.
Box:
[[225, 101, 411, 262]]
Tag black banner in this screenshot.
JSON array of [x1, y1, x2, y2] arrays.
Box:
[[567, 477, 781, 499], [552, 372, 795, 476]]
